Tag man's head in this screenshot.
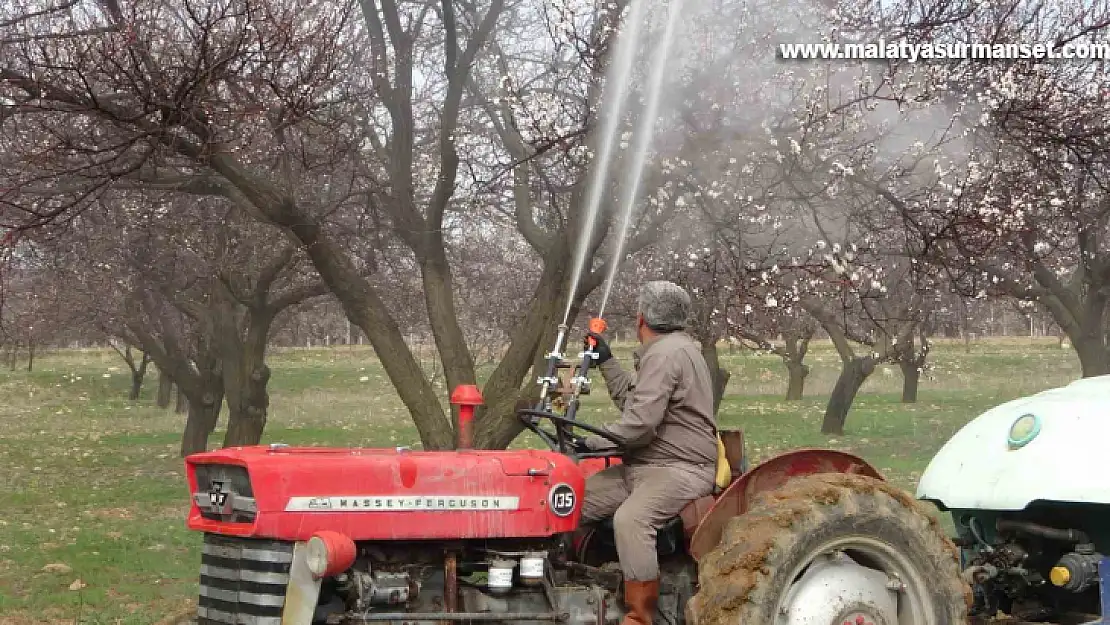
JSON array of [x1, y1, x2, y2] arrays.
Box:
[[636, 280, 691, 342]]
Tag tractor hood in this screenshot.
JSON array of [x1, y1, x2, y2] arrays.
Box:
[[185, 445, 585, 541], [916, 375, 1110, 511]]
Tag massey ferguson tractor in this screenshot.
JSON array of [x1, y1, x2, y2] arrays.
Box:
[[917, 375, 1110, 624], [183, 324, 969, 625]]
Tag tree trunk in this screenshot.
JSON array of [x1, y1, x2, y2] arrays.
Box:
[[180, 390, 223, 456], [701, 340, 731, 416], [267, 212, 455, 450], [175, 385, 188, 414], [222, 363, 272, 447], [959, 296, 972, 353], [1032, 279, 1108, 376], [472, 258, 575, 451], [900, 359, 921, 403], [1073, 335, 1110, 377], [121, 320, 221, 453], [781, 330, 812, 401], [469, 251, 612, 452], [128, 373, 143, 401], [821, 357, 875, 435], [419, 253, 478, 412], [215, 300, 276, 449], [26, 344, 34, 372], [898, 333, 928, 404], [157, 373, 173, 408], [179, 361, 225, 456], [128, 353, 150, 401], [785, 361, 809, 400]]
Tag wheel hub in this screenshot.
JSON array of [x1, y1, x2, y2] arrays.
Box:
[[836, 608, 885, 625], [776, 552, 898, 625]]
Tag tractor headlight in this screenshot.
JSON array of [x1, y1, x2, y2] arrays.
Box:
[[303, 531, 357, 578], [305, 536, 330, 577], [1007, 413, 1041, 449]]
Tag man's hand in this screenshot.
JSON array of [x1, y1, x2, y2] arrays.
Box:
[[585, 331, 613, 364], [569, 435, 594, 454], [583, 434, 620, 452]]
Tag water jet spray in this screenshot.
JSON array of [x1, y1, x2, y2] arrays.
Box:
[[559, 0, 650, 328], [523, 0, 684, 454], [598, 0, 684, 317]]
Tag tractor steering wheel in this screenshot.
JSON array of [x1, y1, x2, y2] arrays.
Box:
[[517, 408, 626, 459]]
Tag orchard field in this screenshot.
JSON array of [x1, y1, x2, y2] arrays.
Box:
[[0, 337, 1083, 624]]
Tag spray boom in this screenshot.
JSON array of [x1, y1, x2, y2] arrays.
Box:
[[520, 315, 609, 458], [531, 316, 607, 416], [535, 323, 569, 410], [556, 316, 605, 422]]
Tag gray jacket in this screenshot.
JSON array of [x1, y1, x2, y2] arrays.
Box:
[[585, 331, 718, 467]]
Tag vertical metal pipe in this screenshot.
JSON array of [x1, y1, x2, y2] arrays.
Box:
[[450, 386, 483, 449], [445, 551, 458, 615]]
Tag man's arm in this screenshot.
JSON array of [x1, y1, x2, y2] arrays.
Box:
[[586, 352, 677, 450], [585, 331, 634, 410], [599, 359, 635, 410]]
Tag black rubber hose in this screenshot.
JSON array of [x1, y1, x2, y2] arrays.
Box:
[[996, 519, 1090, 544]]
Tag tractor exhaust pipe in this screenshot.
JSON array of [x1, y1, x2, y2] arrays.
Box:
[[450, 385, 483, 449]]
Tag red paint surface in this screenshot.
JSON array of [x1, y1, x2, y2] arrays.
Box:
[[311, 530, 357, 577], [399, 456, 418, 489], [186, 446, 583, 542], [450, 385, 482, 449], [186, 445, 879, 555], [449, 385, 484, 406]]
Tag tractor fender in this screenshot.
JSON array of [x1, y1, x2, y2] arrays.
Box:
[[687, 448, 883, 560]]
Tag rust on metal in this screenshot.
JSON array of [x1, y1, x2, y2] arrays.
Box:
[[444, 550, 458, 620]]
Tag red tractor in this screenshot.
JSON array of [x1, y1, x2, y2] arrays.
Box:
[[184, 338, 969, 625]]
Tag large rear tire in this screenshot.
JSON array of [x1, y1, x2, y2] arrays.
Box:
[[687, 473, 969, 625]]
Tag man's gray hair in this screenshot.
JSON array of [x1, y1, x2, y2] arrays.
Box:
[[637, 280, 691, 332]]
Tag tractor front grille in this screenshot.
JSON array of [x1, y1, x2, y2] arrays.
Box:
[[193, 464, 257, 524], [197, 533, 292, 625]]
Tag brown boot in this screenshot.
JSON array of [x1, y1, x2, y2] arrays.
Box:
[[621, 579, 659, 625]]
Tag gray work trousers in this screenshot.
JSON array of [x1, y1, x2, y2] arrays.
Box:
[[581, 463, 715, 581]]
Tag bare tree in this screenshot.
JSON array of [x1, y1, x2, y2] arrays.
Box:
[[106, 338, 151, 400], [0, 0, 684, 450], [28, 193, 325, 454]]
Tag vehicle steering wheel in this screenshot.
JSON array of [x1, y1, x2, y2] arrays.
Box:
[[517, 408, 626, 459]]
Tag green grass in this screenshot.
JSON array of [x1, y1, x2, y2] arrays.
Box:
[[0, 337, 1082, 623]]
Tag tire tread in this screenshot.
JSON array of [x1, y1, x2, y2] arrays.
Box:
[[688, 473, 970, 625]]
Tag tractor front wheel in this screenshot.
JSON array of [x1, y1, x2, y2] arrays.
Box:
[[687, 473, 969, 625]]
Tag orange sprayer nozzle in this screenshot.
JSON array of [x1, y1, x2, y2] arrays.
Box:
[[586, 317, 607, 347]]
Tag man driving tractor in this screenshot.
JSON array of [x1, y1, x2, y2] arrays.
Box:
[[580, 280, 720, 625]]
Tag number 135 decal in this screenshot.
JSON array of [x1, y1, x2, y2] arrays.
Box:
[[549, 484, 576, 517]]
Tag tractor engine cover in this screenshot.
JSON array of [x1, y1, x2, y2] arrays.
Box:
[[917, 375, 1110, 511], [186, 446, 585, 541]]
